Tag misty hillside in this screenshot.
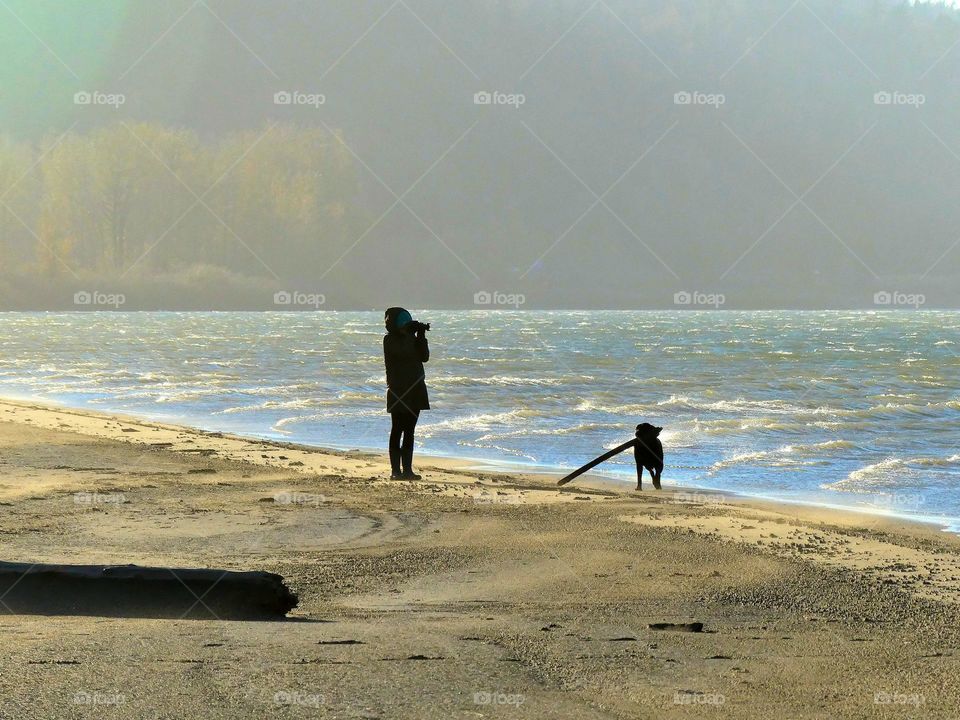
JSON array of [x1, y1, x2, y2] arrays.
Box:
[[3, 0, 960, 308]]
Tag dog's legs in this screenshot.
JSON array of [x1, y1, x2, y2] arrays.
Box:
[[633, 442, 643, 491], [652, 466, 662, 490]]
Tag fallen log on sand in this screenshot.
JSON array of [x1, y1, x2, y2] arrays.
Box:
[[0, 562, 298, 620]]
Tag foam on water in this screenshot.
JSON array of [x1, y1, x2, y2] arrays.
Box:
[[0, 310, 958, 529]]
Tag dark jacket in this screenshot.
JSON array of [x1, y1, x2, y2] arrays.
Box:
[[383, 317, 430, 414]]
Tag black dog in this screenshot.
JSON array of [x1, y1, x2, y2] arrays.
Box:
[[633, 423, 663, 490]]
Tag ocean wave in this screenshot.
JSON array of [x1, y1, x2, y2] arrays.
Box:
[[271, 408, 382, 432], [710, 440, 855, 472], [476, 422, 621, 441], [217, 398, 319, 414], [577, 395, 841, 417], [687, 417, 809, 434], [824, 454, 960, 492], [860, 400, 960, 418], [429, 375, 571, 387], [417, 409, 541, 436], [218, 389, 391, 413], [452, 439, 538, 462], [578, 395, 960, 423]]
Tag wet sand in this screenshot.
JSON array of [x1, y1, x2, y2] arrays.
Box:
[[0, 398, 956, 718]]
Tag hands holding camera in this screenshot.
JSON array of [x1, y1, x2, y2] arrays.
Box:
[[409, 320, 430, 338]]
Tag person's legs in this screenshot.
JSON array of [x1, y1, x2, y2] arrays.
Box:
[[389, 412, 405, 477], [400, 410, 420, 476]]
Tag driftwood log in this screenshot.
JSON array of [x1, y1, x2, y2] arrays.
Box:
[[0, 562, 298, 620]]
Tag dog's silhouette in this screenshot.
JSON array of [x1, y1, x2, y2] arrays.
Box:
[[634, 423, 663, 490], [556, 421, 666, 490]]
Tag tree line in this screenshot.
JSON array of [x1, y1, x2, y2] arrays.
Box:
[[0, 124, 361, 297]]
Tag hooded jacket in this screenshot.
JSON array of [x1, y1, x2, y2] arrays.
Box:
[[383, 307, 430, 413]]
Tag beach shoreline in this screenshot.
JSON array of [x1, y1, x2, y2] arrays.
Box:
[[2, 310, 957, 528], [1, 396, 959, 717], [3, 393, 955, 536]]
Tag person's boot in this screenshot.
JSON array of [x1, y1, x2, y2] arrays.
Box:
[[400, 462, 421, 480], [389, 450, 402, 480], [401, 446, 420, 480]]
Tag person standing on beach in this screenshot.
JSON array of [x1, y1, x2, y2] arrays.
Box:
[[383, 307, 430, 480]]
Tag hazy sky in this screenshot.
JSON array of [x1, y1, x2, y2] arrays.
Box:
[[4, 0, 960, 309]]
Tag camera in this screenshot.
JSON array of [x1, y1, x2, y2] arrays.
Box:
[[408, 320, 430, 333]]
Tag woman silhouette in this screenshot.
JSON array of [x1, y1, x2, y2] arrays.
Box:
[[383, 307, 430, 479]]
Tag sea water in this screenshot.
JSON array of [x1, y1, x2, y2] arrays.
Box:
[[0, 310, 957, 529]]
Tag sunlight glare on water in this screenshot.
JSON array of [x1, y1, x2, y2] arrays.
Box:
[[0, 311, 958, 527]]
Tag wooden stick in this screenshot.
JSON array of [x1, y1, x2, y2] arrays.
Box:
[[557, 439, 635, 486]]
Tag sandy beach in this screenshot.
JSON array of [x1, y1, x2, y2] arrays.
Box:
[[0, 397, 956, 718]]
